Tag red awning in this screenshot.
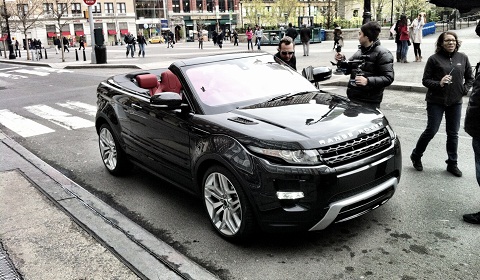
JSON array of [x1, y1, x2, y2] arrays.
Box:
[[61, 31, 71, 36], [0, 34, 8, 41], [75, 31, 84, 36], [47, 32, 56, 38], [108, 30, 117, 35], [120, 29, 129, 35]]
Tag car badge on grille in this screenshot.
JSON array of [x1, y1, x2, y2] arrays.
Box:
[[318, 123, 383, 145]]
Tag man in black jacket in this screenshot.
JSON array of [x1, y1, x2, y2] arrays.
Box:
[[285, 23, 298, 41], [335, 21, 394, 108], [463, 72, 480, 223], [463, 73, 480, 224]]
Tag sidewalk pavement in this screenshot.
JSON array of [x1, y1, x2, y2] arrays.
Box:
[[0, 26, 478, 280], [0, 131, 219, 279]]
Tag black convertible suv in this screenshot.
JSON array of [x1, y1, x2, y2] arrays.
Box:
[[95, 52, 402, 242]]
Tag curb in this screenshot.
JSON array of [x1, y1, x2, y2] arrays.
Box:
[[0, 131, 219, 280]]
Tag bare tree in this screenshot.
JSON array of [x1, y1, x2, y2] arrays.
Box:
[[48, 0, 75, 62], [7, 0, 44, 60]]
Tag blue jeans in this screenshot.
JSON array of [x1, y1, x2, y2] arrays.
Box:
[[401, 40, 409, 61], [473, 138, 480, 186], [126, 44, 134, 57], [412, 102, 462, 163], [256, 37, 261, 49], [138, 43, 145, 57]]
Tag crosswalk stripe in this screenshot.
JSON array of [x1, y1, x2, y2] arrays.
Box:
[[24, 104, 94, 130], [57, 101, 96, 117], [0, 72, 27, 79], [12, 69, 51, 76], [0, 109, 55, 137]]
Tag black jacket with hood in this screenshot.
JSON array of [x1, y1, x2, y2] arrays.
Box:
[[346, 40, 394, 105], [422, 49, 474, 106]]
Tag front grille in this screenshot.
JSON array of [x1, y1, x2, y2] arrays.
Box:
[[318, 128, 391, 167]]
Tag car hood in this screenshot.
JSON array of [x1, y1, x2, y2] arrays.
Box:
[[201, 97, 388, 150]]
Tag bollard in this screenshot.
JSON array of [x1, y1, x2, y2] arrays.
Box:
[[44, 48, 48, 59], [75, 49, 79, 61], [83, 49, 86, 61]]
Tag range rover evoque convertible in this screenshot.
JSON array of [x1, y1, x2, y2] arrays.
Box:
[[95, 52, 402, 242]]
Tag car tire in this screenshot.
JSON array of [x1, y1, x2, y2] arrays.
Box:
[[202, 166, 255, 242], [98, 123, 131, 176]]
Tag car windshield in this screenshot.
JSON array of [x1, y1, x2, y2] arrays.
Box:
[[184, 56, 318, 113]]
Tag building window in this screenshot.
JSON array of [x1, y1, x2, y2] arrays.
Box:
[[105, 3, 114, 14], [219, 0, 225, 12], [196, 0, 202, 12], [43, 3, 53, 14], [353, 10, 358, 17], [72, 3, 81, 15], [57, 3, 67, 16], [172, 0, 180, 13], [135, 0, 163, 19], [206, 0, 213, 12], [92, 3, 101, 14], [227, 0, 233, 11], [182, 0, 190, 12], [117, 2, 126, 13], [17, 4, 28, 16]]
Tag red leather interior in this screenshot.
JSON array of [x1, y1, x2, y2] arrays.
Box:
[[160, 70, 182, 94], [136, 74, 160, 96]]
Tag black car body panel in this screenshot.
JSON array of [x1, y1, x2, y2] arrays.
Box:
[[95, 52, 402, 234]]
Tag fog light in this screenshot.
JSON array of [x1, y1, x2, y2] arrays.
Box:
[[276, 191, 304, 200]]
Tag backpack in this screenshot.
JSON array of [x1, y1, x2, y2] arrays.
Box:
[[476, 20, 480, 37]]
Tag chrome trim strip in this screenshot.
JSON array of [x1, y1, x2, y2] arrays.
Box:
[[337, 153, 394, 178], [308, 177, 398, 231]]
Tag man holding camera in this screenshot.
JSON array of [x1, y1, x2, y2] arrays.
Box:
[[335, 21, 394, 108]]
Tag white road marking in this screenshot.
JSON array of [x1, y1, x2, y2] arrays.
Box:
[[57, 101, 97, 117], [24, 104, 94, 130], [0, 109, 55, 137], [11, 69, 51, 76], [33, 67, 74, 73], [0, 72, 28, 79]]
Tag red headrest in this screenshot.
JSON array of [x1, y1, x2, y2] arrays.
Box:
[[160, 70, 182, 94], [136, 74, 159, 89]]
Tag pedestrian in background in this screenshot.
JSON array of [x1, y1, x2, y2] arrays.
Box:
[[255, 25, 263, 50], [78, 37, 85, 50], [137, 33, 147, 57], [392, 19, 402, 62], [198, 31, 204, 49], [53, 37, 59, 54], [398, 15, 410, 63], [63, 36, 70, 53], [299, 24, 311, 56], [334, 21, 394, 109], [410, 13, 426, 62], [333, 26, 343, 50], [124, 33, 134, 57], [285, 23, 298, 41], [245, 26, 253, 50], [410, 31, 474, 177], [217, 29, 224, 49], [233, 29, 238, 46], [463, 70, 480, 223]]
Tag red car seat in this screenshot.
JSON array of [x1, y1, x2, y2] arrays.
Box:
[[136, 74, 160, 96], [160, 70, 182, 94]]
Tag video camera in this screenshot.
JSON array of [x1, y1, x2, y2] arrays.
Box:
[[331, 53, 369, 75]]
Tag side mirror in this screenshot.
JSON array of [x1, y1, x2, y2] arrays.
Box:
[[150, 92, 183, 109], [302, 66, 332, 83]]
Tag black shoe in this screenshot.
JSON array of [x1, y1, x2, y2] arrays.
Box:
[[410, 154, 423, 171], [447, 164, 462, 177], [463, 212, 480, 224]]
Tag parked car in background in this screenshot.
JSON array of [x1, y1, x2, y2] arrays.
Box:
[[95, 52, 402, 242], [148, 36, 164, 44]]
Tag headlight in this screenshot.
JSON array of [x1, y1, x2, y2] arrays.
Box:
[[248, 146, 321, 165], [386, 124, 396, 139]]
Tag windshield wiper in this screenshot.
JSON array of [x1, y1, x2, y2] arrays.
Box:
[[267, 91, 314, 102]]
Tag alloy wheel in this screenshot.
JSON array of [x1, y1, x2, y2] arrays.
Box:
[[99, 127, 117, 171]]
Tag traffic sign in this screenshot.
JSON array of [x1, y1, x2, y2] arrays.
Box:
[[84, 0, 96, 5]]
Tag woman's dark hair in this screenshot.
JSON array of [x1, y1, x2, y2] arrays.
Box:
[[435, 31, 461, 53], [399, 15, 407, 27]]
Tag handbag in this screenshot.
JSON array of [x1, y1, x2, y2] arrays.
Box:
[[407, 40, 411, 46]]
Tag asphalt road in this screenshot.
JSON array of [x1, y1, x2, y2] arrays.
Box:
[[1, 61, 480, 279]]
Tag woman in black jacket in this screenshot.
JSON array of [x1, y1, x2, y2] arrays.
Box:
[[410, 31, 474, 177]]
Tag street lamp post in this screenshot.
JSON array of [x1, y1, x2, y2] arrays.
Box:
[[284, 13, 288, 25], [363, 0, 371, 24], [2, 0, 16, 59]]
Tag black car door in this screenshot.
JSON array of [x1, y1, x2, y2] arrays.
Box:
[[124, 95, 193, 189]]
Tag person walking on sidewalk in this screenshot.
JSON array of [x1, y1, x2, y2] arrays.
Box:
[[410, 31, 474, 177], [285, 23, 298, 42], [398, 15, 410, 63], [255, 25, 263, 50], [137, 33, 147, 57], [463, 70, 480, 223], [233, 29, 238, 46], [334, 21, 394, 109], [299, 24, 311, 56], [245, 26, 253, 50], [78, 36, 85, 50], [410, 13, 426, 62], [124, 33, 134, 57], [63, 36, 70, 52]]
